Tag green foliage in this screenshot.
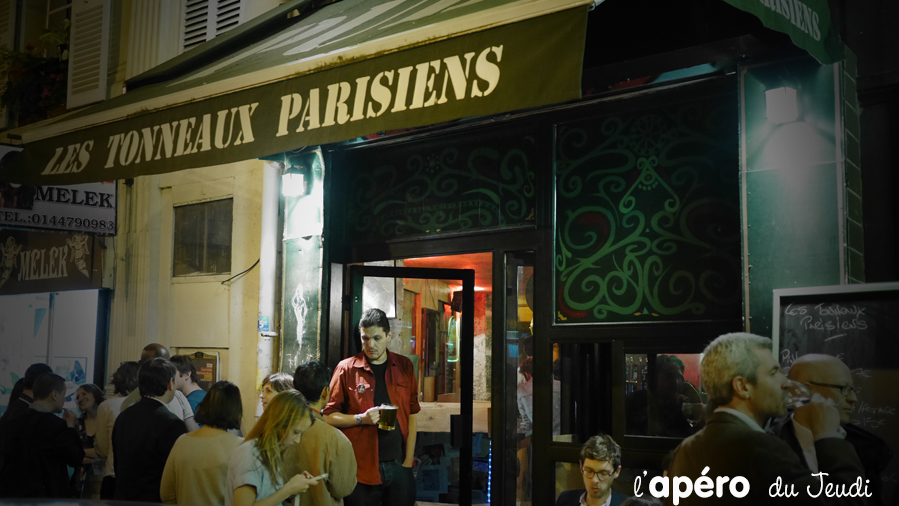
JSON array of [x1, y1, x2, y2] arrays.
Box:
[[0, 19, 70, 121]]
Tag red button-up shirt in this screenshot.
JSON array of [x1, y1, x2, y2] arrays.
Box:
[[324, 351, 421, 485]]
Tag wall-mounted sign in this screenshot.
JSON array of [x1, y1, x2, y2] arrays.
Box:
[[0, 143, 116, 235], [0, 229, 103, 295], [189, 352, 219, 392]]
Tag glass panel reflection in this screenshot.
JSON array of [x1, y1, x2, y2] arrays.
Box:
[[507, 253, 534, 505], [624, 353, 706, 437], [554, 343, 605, 445]]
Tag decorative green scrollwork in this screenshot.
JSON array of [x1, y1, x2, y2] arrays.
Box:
[[555, 97, 741, 324], [344, 126, 536, 242]]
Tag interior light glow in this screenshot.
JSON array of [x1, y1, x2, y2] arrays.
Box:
[[765, 87, 799, 125]]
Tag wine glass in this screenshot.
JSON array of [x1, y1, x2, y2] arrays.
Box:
[[682, 403, 706, 428], [784, 380, 812, 410]]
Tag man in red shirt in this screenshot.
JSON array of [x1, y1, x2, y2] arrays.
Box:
[[324, 308, 420, 506]]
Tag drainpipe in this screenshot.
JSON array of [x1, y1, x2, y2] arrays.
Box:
[[257, 161, 281, 388]]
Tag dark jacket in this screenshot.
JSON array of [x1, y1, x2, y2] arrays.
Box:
[[112, 396, 188, 502], [666, 410, 866, 505], [771, 415, 893, 505], [0, 408, 85, 498], [556, 488, 629, 506], [0, 394, 32, 425]]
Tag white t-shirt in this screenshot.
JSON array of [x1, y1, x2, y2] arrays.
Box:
[[120, 388, 194, 420], [225, 441, 281, 506]]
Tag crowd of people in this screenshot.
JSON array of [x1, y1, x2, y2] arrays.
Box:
[[0, 320, 891, 505], [0, 308, 418, 506]]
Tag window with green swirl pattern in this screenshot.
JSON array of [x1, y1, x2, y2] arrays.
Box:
[[554, 93, 741, 324], [341, 124, 537, 243]]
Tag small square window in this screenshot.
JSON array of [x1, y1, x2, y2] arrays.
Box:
[[173, 199, 233, 276]]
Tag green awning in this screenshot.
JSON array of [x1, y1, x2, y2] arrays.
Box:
[[2, 0, 590, 185], [723, 0, 843, 64]]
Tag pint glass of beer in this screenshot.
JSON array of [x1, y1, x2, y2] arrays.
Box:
[[378, 405, 399, 431]]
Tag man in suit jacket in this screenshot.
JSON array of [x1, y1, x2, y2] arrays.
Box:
[[556, 433, 629, 506], [772, 354, 893, 505], [285, 360, 357, 506], [113, 357, 188, 502], [666, 333, 867, 506]]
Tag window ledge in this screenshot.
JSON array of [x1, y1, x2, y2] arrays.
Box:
[[172, 273, 232, 284]]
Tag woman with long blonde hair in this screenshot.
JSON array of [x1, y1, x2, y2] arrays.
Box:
[[226, 390, 321, 506]]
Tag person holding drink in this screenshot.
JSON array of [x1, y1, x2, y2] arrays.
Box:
[[324, 308, 420, 506]]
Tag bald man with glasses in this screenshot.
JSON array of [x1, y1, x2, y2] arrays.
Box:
[[556, 433, 629, 506], [771, 353, 894, 505]]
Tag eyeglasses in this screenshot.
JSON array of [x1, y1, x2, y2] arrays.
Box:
[[808, 381, 858, 397], [582, 469, 614, 481]]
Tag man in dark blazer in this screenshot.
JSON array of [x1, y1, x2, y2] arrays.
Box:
[[666, 333, 867, 506], [772, 354, 893, 506], [113, 357, 188, 502], [0, 373, 84, 498], [556, 433, 629, 506]]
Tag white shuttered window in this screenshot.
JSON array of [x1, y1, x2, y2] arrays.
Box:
[[182, 0, 243, 53], [66, 0, 110, 109]]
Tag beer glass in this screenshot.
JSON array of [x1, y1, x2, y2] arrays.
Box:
[[378, 404, 399, 431], [785, 380, 811, 410]]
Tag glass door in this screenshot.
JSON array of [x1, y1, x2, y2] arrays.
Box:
[[347, 265, 478, 505], [504, 252, 534, 506]]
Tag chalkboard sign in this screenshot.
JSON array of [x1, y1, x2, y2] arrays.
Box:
[[773, 283, 899, 505]]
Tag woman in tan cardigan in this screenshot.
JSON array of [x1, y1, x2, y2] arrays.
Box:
[[161, 381, 244, 505]]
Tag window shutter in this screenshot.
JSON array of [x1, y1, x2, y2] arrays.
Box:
[[181, 0, 243, 53], [182, 0, 209, 52], [67, 0, 110, 109], [215, 0, 241, 35], [0, 0, 15, 128]]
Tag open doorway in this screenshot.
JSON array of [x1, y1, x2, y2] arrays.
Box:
[[350, 253, 492, 505]]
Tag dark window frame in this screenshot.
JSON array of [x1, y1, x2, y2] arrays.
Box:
[[172, 198, 234, 277]]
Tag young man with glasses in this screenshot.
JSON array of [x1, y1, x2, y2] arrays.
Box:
[[772, 353, 893, 505], [556, 433, 629, 506]]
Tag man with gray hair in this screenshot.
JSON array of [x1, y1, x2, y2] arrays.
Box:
[[665, 333, 866, 505]]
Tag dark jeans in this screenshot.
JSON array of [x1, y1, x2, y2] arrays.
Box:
[[344, 460, 416, 506], [100, 476, 115, 500]]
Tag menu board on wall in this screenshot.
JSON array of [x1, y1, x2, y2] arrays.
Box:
[[189, 352, 219, 392], [774, 283, 899, 506], [0, 145, 116, 235]]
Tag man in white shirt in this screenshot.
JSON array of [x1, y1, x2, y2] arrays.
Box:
[[665, 333, 867, 506], [119, 343, 199, 431]]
